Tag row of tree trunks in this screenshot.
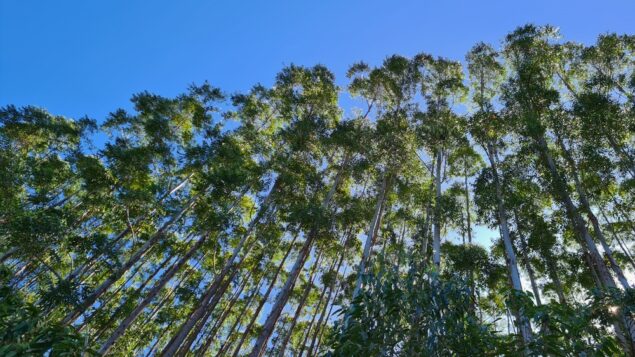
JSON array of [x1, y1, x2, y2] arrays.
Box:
[[63, 195, 199, 325], [247, 159, 346, 357], [158, 180, 279, 356], [230, 232, 299, 357], [99, 231, 210, 354], [277, 253, 326, 356]]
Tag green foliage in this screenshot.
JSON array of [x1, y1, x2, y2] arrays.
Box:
[[0, 267, 95, 356], [1, 25, 634, 356], [327, 260, 513, 356]]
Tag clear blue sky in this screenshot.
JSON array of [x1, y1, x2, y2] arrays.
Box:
[[1, 0, 634, 121]]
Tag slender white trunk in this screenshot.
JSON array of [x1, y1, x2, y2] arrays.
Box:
[[353, 173, 388, 298], [433, 149, 443, 267], [486, 143, 533, 346]]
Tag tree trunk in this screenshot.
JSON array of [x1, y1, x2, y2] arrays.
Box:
[[214, 319, 241, 357], [353, 173, 388, 298], [545, 255, 567, 305], [486, 143, 533, 347], [464, 163, 472, 244], [88, 253, 173, 338], [63, 174, 193, 284], [613, 198, 635, 237], [420, 196, 433, 269], [556, 135, 630, 289], [198, 275, 265, 357], [520, 236, 541, 305], [296, 293, 322, 357], [192, 278, 247, 356], [143, 261, 204, 327], [433, 149, 443, 267], [305, 251, 345, 357], [535, 135, 635, 350], [173, 269, 246, 356], [607, 133, 635, 179], [247, 235, 314, 357], [534, 135, 616, 289], [513, 210, 541, 306], [600, 210, 635, 271], [588, 212, 631, 289]]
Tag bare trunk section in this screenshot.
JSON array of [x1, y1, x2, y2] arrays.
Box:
[[433, 149, 443, 267], [534, 136, 616, 289], [533, 136, 635, 351], [485, 143, 533, 347], [190, 278, 244, 356], [519, 234, 541, 306], [464, 163, 472, 244], [419, 194, 433, 269], [512, 210, 541, 306], [248, 230, 314, 357], [198, 275, 265, 356], [176, 270, 251, 356], [304, 250, 345, 357], [247, 159, 345, 357], [546, 256, 567, 305], [353, 173, 388, 298]]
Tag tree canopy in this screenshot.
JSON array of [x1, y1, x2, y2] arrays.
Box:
[[1, 25, 635, 356]]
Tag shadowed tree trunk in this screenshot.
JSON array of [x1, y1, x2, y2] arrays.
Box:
[[302, 250, 345, 357], [555, 135, 630, 289]]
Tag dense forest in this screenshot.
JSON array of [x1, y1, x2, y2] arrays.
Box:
[[1, 25, 635, 356]]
